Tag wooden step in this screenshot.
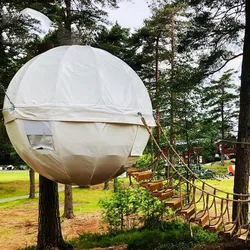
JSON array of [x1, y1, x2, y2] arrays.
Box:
[[224, 223, 236, 237], [140, 181, 163, 192], [177, 204, 195, 219], [205, 217, 223, 232], [135, 172, 153, 182], [152, 189, 174, 201], [152, 190, 165, 197], [127, 167, 141, 175], [147, 181, 163, 192], [190, 210, 209, 227], [237, 229, 249, 241], [165, 197, 184, 210]]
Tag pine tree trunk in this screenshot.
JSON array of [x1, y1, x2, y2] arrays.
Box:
[[114, 178, 118, 192], [232, 1, 250, 223], [29, 168, 35, 199], [63, 185, 74, 219], [37, 175, 72, 250], [104, 181, 109, 190], [220, 95, 225, 166], [169, 10, 177, 166]]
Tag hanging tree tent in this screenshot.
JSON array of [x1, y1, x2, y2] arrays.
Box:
[[2, 45, 155, 185]]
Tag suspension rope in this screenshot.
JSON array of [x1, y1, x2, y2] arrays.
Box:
[[0, 84, 15, 110], [141, 116, 250, 203], [155, 119, 250, 198]]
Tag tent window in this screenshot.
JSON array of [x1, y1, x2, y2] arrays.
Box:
[[23, 120, 54, 150]]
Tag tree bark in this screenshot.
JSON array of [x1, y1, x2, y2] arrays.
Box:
[[37, 175, 72, 250], [170, 10, 176, 165], [155, 34, 160, 144], [113, 178, 118, 192], [29, 168, 35, 199], [233, 1, 250, 223], [63, 185, 74, 219], [220, 85, 225, 166], [104, 181, 109, 190]]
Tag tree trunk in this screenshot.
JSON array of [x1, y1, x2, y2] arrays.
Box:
[[37, 175, 72, 250], [155, 34, 160, 144], [104, 181, 109, 190], [232, 1, 250, 223], [63, 185, 74, 219], [220, 88, 225, 166], [114, 178, 118, 192], [29, 168, 35, 199], [64, 0, 72, 44], [170, 10, 176, 165]]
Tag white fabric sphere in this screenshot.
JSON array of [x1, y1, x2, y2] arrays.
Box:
[[3, 45, 155, 185]]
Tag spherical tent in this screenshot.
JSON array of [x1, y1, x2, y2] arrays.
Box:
[[2, 45, 155, 185]]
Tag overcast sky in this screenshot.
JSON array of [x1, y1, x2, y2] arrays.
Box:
[[107, 1, 151, 30]]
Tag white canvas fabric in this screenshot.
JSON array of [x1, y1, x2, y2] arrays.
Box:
[[3, 45, 154, 125], [3, 45, 155, 185]]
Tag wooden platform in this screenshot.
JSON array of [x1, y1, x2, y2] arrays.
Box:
[[205, 216, 223, 232], [237, 229, 249, 241], [134, 172, 153, 182], [140, 181, 163, 192], [152, 189, 174, 201], [127, 167, 141, 175], [165, 197, 184, 210], [224, 223, 236, 237], [190, 210, 209, 227], [177, 204, 195, 219]]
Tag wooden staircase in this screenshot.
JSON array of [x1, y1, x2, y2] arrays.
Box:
[[127, 168, 249, 241]]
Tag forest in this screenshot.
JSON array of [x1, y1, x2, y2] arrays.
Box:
[[1, 0, 250, 249]]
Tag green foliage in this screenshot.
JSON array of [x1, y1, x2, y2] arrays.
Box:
[[71, 221, 218, 250], [176, 163, 226, 180], [136, 154, 154, 169], [99, 181, 166, 233], [201, 70, 239, 140]]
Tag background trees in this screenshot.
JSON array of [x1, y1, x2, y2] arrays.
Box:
[[1, 0, 247, 232], [201, 70, 239, 166]]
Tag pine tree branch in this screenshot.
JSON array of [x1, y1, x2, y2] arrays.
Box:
[[209, 52, 243, 75]]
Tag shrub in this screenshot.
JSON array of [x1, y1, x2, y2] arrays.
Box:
[[99, 181, 168, 233], [136, 154, 154, 169], [127, 230, 164, 250], [71, 222, 219, 250]]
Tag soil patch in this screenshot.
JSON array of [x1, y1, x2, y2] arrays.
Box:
[[0, 209, 104, 250]]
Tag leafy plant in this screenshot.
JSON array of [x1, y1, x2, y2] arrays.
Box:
[[99, 180, 167, 233], [69, 220, 218, 250], [136, 154, 154, 169], [176, 164, 225, 180]]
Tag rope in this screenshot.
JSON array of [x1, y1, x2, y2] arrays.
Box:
[[141, 116, 250, 203], [0, 84, 15, 110], [155, 119, 250, 198]]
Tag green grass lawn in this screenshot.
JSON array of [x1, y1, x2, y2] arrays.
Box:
[[203, 159, 235, 175], [0, 169, 239, 214], [0, 170, 114, 213], [59, 186, 112, 214], [0, 171, 39, 199], [0, 170, 39, 182]]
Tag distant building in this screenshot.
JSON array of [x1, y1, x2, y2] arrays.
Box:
[[216, 140, 236, 159]]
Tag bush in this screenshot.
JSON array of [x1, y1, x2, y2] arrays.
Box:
[[127, 230, 165, 250], [71, 221, 219, 250], [99, 181, 167, 233], [137, 154, 154, 169]]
